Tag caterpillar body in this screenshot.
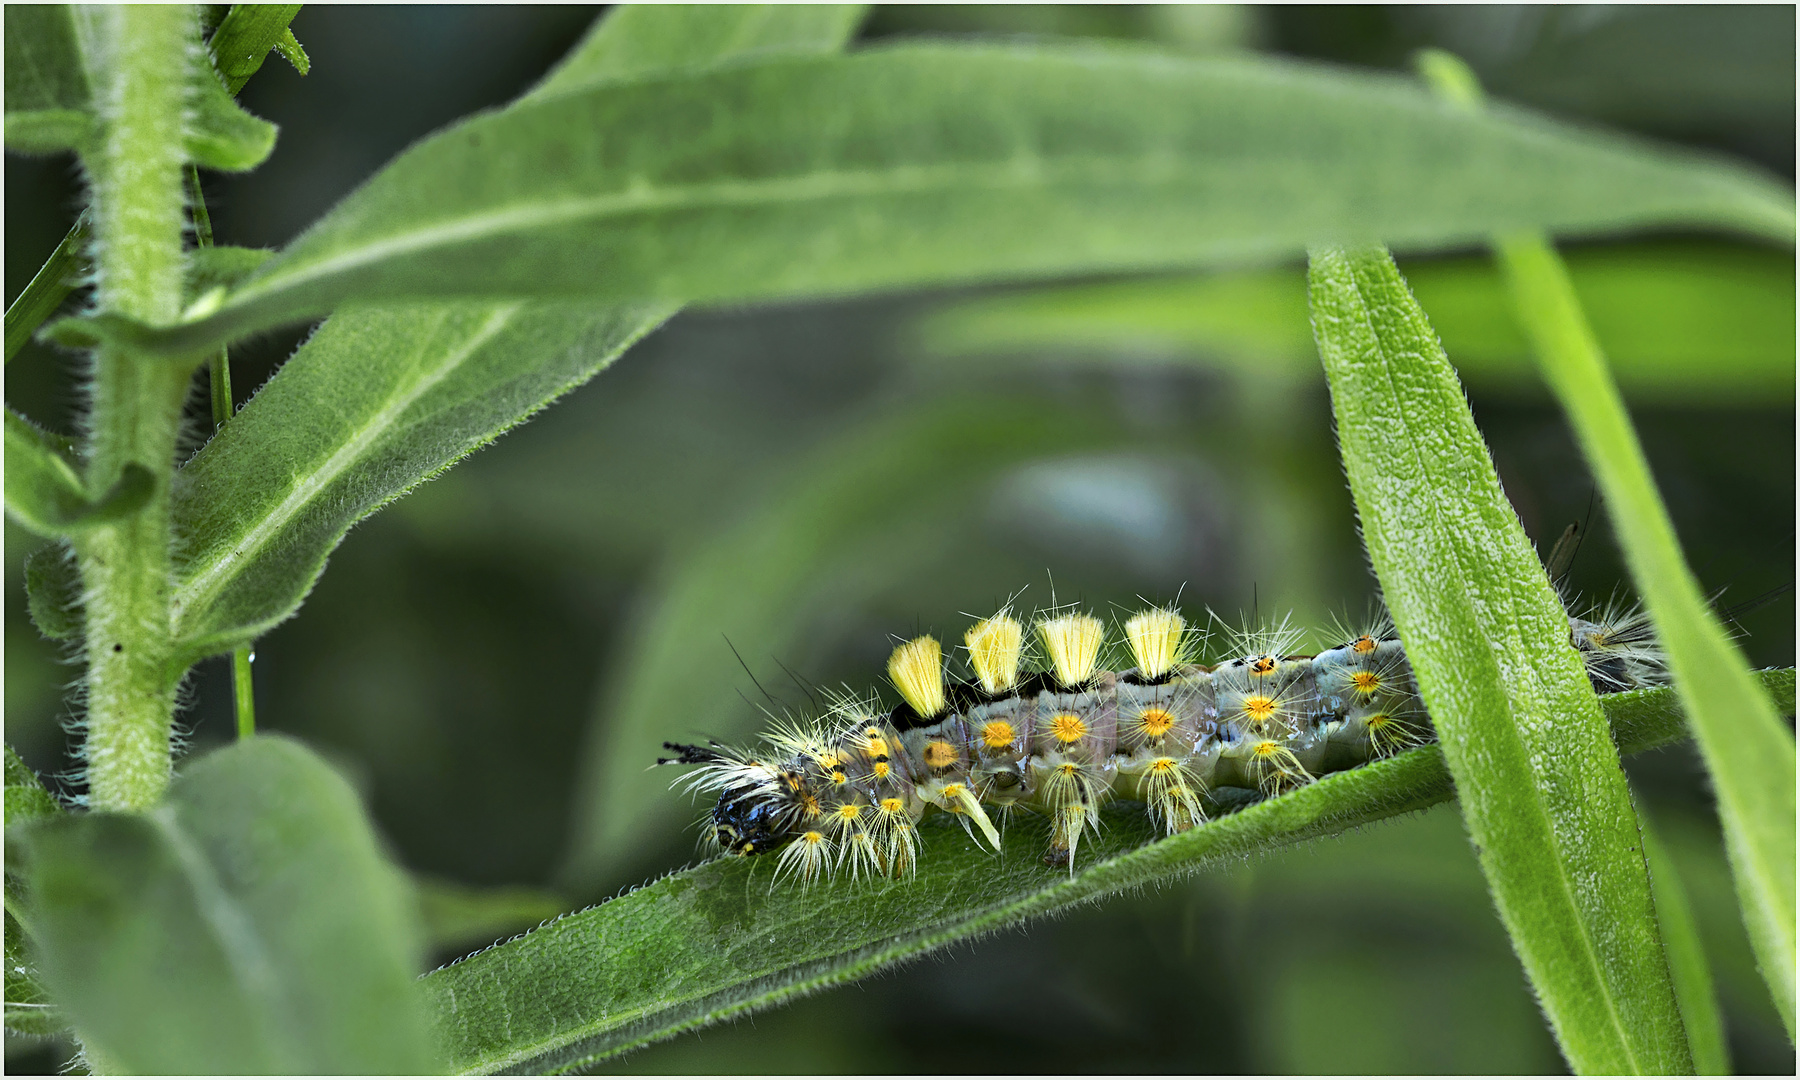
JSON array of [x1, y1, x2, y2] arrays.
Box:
[[660, 599, 1664, 881]]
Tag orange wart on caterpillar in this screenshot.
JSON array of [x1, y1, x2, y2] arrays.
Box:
[[658, 596, 1666, 880]]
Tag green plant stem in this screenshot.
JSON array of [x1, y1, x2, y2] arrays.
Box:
[[185, 164, 257, 740], [4, 214, 91, 366], [74, 5, 197, 810]]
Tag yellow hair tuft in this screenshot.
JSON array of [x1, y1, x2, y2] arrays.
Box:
[[1036, 612, 1105, 687], [964, 612, 1024, 695], [887, 635, 946, 718], [1124, 607, 1186, 679]]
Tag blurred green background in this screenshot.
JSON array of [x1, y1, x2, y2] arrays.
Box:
[[6, 5, 1793, 1073]]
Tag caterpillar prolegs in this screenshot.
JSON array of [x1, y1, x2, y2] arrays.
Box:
[[660, 599, 1665, 880]]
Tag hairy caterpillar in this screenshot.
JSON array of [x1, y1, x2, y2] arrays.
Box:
[[660, 597, 1665, 881]]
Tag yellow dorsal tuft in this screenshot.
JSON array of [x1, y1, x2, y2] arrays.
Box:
[[1036, 613, 1105, 687], [964, 612, 1023, 695], [1124, 607, 1185, 679], [887, 635, 946, 718]]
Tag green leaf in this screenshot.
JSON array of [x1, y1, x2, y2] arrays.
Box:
[[1308, 244, 1692, 1072], [187, 244, 275, 295], [525, 3, 868, 99], [23, 544, 82, 643], [1496, 232, 1799, 1040], [4, 212, 89, 365], [206, 4, 304, 95], [109, 42, 1795, 357], [4, 410, 155, 539], [428, 675, 1788, 1074], [1641, 810, 1730, 1074], [4, 108, 94, 155], [9, 736, 441, 1073], [271, 28, 309, 76], [163, 3, 869, 663], [167, 301, 673, 659], [4, 746, 63, 1038], [185, 60, 278, 171], [4, 746, 59, 825], [914, 241, 1796, 405], [4, 5, 91, 115]]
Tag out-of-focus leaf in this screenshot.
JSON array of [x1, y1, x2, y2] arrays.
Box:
[[414, 876, 566, 955], [3, 5, 91, 116], [168, 301, 673, 660], [1641, 810, 1729, 1074], [428, 675, 1784, 1075], [92, 42, 1795, 357], [185, 62, 277, 171], [4, 746, 62, 1038], [4, 109, 93, 155], [525, 4, 868, 99], [23, 545, 81, 643], [9, 736, 441, 1073], [3, 410, 154, 539], [1309, 244, 1690, 1072], [915, 242, 1795, 405], [186, 245, 275, 295]]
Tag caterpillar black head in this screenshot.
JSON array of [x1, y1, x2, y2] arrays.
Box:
[[660, 741, 802, 857], [711, 783, 792, 856]]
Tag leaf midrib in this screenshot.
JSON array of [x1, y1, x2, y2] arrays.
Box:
[[1350, 268, 1648, 1072], [221, 157, 1278, 308], [172, 303, 522, 630]]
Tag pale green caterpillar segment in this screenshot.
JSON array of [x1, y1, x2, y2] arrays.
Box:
[[661, 598, 1662, 883]]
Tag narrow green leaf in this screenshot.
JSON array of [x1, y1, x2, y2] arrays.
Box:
[[23, 545, 82, 643], [3, 5, 91, 115], [4, 212, 90, 365], [1422, 27, 1795, 1037], [525, 3, 868, 99], [207, 4, 305, 96], [1641, 810, 1730, 1074], [9, 736, 441, 1073], [185, 62, 278, 171], [914, 241, 1796, 405], [4, 410, 154, 538], [1308, 244, 1691, 1073], [4, 746, 63, 1037], [430, 676, 1788, 1074], [105, 42, 1795, 357], [1496, 233, 1798, 1040], [167, 301, 673, 658], [271, 28, 309, 76], [4, 108, 94, 155]]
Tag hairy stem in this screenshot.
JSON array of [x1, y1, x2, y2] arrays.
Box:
[[75, 5, 197, 810]]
